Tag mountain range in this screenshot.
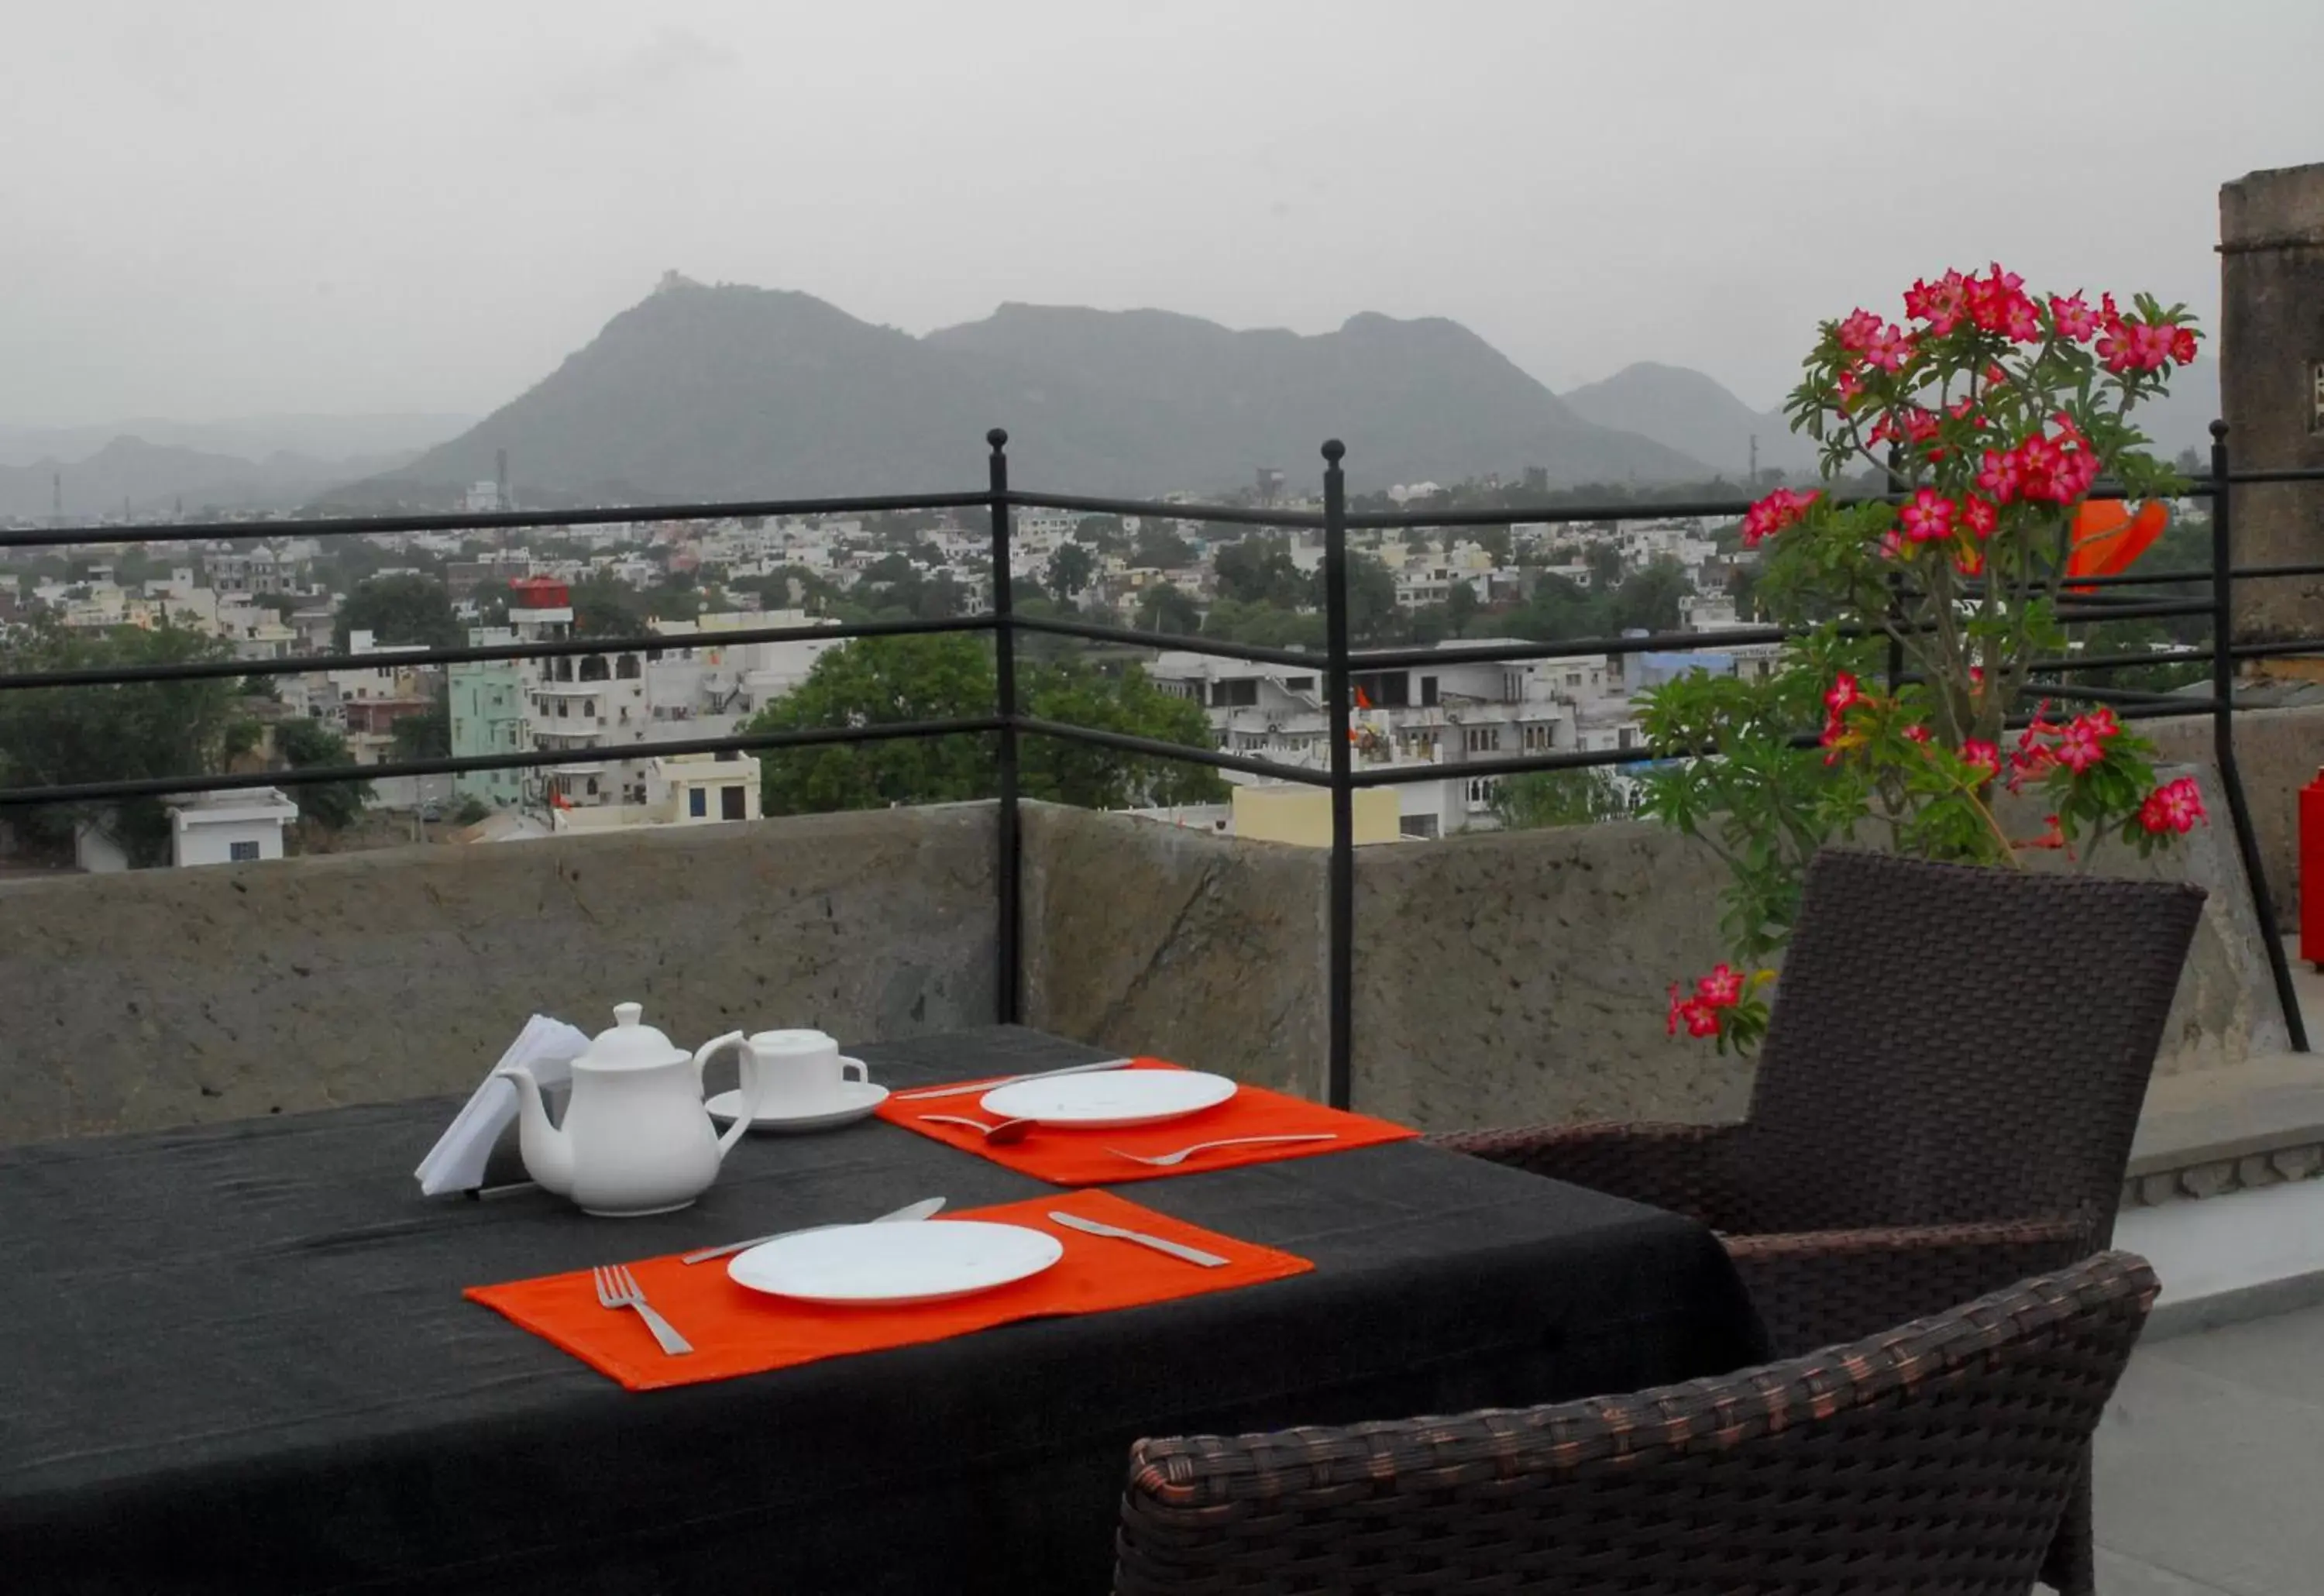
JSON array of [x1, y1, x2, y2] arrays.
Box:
[[0, 436, 426, 521], [345, 281, 1718, 506]]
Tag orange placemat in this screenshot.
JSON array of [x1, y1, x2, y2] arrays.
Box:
[[464, 1188, 1312, 1392], [876, 1058, 1418, 1184]]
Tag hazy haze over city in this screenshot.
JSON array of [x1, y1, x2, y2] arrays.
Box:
[[5, 0, 2319, 427]]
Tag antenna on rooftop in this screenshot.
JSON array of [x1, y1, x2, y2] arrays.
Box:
[[1748, 433, 1758, 486], [51, 471, 62, 528]]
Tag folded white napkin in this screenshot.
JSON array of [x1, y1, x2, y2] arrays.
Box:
[[414, 1015, 593, 1195]]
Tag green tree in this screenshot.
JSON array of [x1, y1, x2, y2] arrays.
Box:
[[1509, 574, 1611, 643], [1610, 556, 1690, 635], [1022, 662, 1226, 808], [1489, 769, 1632, 830], [1213, 537, 1309, 607], [0, 621, 264, 865], [1584, 542, 1625, 591], [332, 573, 459, 652], [273, 718, 374, 831], [1074, 515, 1129, 555], [1473, 525, 1513, 566], [1130, 524, 1195, 569], [748, 635, 1226, 815], [391, 690, 452, 761], [1047, 542, 1096, 604], [1203, 598, 1325, 652], [1133, 583, 1203, 635], [1343, 554, 1401, 643], [751, 634, 999, 815], [571, 575, 647, 637], [1443, 582, 1481, 635]]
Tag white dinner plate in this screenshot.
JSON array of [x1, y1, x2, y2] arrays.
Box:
[[727, 1219, 1063, 1306], [707, 1071, 887, 1134], [980, 1069, 1238, 1129]]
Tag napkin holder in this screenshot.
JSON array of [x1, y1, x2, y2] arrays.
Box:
[[414, 1015, 592, 1197]]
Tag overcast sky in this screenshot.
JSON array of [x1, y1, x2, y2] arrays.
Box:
[[4, 0, 2317, 427]]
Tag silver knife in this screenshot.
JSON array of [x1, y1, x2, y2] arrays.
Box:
[[680, 1196, 946, 1265], [892, 1058, 1136, 1102], [1047, 1209, 1228, 1268]]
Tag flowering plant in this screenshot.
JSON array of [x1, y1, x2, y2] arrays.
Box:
[[1641, 266, 2207, 1051]]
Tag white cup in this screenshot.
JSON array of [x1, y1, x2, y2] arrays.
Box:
[[743, 1028, 868, 1115]]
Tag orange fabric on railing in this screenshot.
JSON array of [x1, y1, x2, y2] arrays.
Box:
[[2067, 500, 2168, 593], [466, 1188, 1312, 1392], [875, 1058, 1418, 1184]]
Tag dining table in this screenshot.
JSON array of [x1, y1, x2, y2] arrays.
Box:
[[0, 1025, 1769, 1595]]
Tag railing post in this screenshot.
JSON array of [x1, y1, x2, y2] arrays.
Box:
[[2211, 421, 2307, 1051], [988, 428, 1022, 1027], [1322, 439, 1354, 1109]]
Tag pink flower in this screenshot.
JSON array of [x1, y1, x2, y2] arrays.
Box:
[[1835, 363, 1865, 405], [2171, 326, 2199, 365], [2049, 293, 2099, 342], [1824, 672, 1862, 716], [1906, 270, 1971, 335], [2140, 776, 2207, 835], [1961, 494, 1999, 538], [1837, 308, 1884, 352], [1899, 487, 1955, 542], [1862, 322, 1914, 373], [1695, 964, 1744, 1007], [2002, 295, 2043, 342], [2055, 717, 2109, 773], [1667, 983, 1722, 1038], [1961, 739, 2001, 783], [1955, 545, 1985, 577], [1975, 448, 2022, 504], [1903, 724, 1931, 744], [1741, 487, 1818, 549], [2085, 704, 2119, 738], [1903, 407, 1943, 445], [1875, 528, 1903, 560]]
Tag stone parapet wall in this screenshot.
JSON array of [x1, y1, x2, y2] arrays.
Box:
[[0, 806, 999, 1144]]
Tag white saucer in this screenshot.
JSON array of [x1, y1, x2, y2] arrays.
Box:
[[727, 1219, 1063, 1305], [980, 1069, 1238, 1129], [707, 1071, 888, 1133]]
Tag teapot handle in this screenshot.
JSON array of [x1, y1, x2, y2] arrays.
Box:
[[693, 1032, 756, 1160]]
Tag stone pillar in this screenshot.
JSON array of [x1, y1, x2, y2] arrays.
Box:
[[2220, 163, 2324, 643]]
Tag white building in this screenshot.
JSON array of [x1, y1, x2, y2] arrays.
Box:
[[1147, 640, 1632, 838], [167, 789, 299, 867], [548, 752, 764, 832]]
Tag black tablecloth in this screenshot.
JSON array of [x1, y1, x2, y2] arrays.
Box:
[[0, 1027, 1768, 1595]]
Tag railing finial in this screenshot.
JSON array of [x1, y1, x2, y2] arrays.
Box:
[[987, 428, 1009, 452], [1321, 439, 1346, 465], [2209, 418, 2229, 443]]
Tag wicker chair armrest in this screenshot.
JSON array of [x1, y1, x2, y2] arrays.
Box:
[[1726, 1214, 2095, 1358], [1426, 1120, 1748, 1225]]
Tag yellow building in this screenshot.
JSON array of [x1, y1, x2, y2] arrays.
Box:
[[1230, 783, 1402, 848]]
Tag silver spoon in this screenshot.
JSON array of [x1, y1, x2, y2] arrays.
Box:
[[917, 1113, 1037, 1146]]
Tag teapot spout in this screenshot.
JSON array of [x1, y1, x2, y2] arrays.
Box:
[[504, 1065, 574, 1197]]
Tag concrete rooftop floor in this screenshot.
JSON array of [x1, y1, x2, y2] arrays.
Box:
[[2085, 1300, 2324, 1594]]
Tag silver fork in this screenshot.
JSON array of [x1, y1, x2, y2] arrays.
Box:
[[1105, 1134, 1339, 1168], [592, 1263, 693, 1356]]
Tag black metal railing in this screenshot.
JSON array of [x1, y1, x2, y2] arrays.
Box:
[[2, 424, 2319, 1099]]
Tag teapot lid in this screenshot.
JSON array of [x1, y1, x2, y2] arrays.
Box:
[[582, 1002, 690, 1071]]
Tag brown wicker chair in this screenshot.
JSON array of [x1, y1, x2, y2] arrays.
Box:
[[1114, 1250, 2157, 1595], [1427, 848, 2205, 1595]]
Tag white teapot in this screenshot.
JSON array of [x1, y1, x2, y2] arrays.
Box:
[[504, 1002, 756, 1216]]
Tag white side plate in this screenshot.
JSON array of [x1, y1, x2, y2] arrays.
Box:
[[727, 1219, 1064, 1305], [706, 1071, 887, 1134], [980, 1070, 1238, 1129]]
